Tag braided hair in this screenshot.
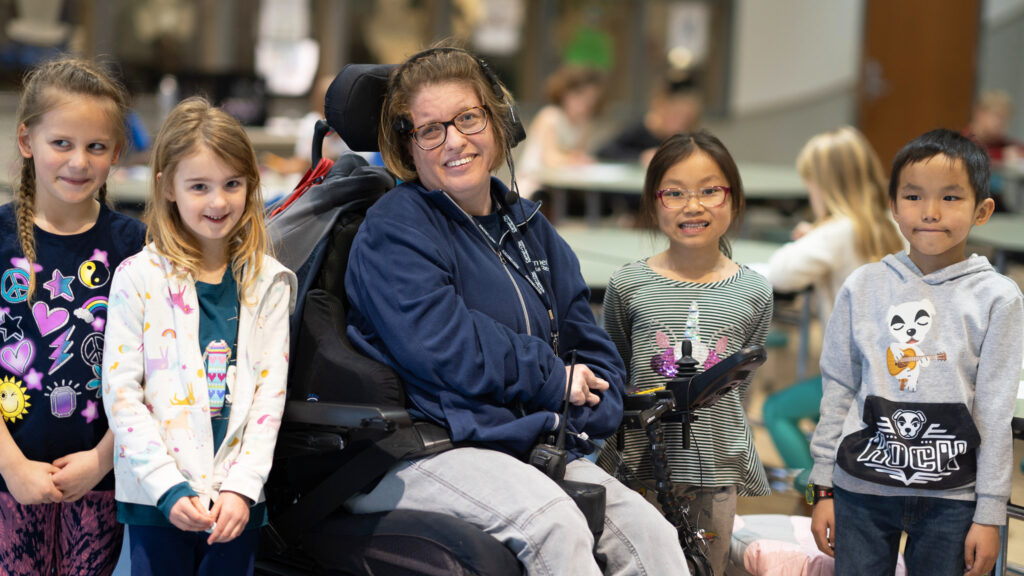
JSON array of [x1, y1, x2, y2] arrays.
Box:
[[13, 56, 130, 300]]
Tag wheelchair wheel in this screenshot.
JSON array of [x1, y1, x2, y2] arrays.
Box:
[[685, 551, 713, 576]]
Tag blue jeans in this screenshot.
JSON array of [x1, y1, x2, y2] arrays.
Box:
[[833, 486, 975, 576], [128, 525, 257, 576]]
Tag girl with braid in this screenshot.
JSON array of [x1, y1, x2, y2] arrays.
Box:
[[0, 56, 146, 575]]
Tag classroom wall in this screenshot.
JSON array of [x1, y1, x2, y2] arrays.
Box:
[[978, 0, 1024, 139], [694, 0, 863, 164]]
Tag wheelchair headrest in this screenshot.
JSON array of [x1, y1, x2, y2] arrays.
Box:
[[324, 63, 395, 153]]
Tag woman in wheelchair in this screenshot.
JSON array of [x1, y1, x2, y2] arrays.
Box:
[[342, 44, 689, 575]]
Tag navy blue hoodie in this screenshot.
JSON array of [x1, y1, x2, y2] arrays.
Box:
[[345, 178, 626, 460]]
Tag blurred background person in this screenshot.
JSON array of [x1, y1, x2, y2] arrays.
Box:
[[517, 65, 605, 199], [762, 126, 905, 491], [965, 89, 1023, 165], [598, 72, 702, 166]]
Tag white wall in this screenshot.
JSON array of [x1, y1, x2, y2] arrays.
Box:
[[730, 0, 863, 116]]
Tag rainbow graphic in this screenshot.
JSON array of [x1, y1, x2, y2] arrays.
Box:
[[82, 296, 108, 316], [162, 329, 176, 338]]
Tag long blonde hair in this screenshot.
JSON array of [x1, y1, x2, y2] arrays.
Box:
[[796, 126, 903, 262], [14, 56, 130, 300], [145, 97, 267, 301]]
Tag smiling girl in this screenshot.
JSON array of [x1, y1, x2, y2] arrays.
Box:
[[598, 131, 773, 575], [102, 97, 295, 575], [0, 56, 146, 576]]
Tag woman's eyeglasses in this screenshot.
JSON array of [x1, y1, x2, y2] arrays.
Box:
[[408, 106, 489, 150], [656, 186, 731, 209]]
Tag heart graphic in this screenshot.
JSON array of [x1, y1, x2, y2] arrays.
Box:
[[0, 339, 35, 375], [32, 302, 69, 336]]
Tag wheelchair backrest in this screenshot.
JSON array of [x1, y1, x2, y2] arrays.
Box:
[[267, 64, 405, 406]]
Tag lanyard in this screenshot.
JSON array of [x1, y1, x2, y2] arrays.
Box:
[[471, 197, 560, 355]]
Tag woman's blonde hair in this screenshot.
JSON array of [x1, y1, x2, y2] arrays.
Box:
[[796, 126, 903, 262], [14, 55, 130, 300], [145, 97, 267, 301], [379, 41, 515, 183]]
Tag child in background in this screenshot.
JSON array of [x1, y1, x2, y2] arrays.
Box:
[[763, 126, 904, 489], [102, 97, 295, 575], [598, 130, 773, 574], [0, 56, 146, 576], [597, 73, 702, 166], [809, 129, 1022, 576], [517, 66, 605, 199]]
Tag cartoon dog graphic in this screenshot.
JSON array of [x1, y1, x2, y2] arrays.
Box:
[[891, 409, 927, 439], [885, 299, 945, 392]]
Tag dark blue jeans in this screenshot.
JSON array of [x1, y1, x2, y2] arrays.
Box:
[[833, 485, 975, 576], [128, 524, 257, 576]]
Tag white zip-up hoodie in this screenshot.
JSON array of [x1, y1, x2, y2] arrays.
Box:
[[102, 244, 296, 509]]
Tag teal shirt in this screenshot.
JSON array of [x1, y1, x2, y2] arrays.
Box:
[[197, 266, 239, 453]]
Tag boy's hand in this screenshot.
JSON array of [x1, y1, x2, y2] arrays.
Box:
[[810, 499, 836, 557], [565, 364, 610, 407], [5, 457, 62, 505], [51, 448, 106, 502], [169, 496, 214, 532], [963, 522, 999, 576], [207, 491, 250, 545]]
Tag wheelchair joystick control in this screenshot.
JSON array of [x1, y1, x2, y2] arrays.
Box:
[[619, 342, 767, 576]]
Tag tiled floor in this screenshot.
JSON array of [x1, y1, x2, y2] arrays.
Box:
[[739, 253, 1024, 571]]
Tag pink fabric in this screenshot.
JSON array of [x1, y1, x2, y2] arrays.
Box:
[[734, 515, 906, 576]]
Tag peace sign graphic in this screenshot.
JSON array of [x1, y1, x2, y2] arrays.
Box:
[[1, 270, 30, 304]]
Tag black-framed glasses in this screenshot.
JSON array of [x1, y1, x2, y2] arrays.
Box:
[[408, 106, 489, 150], [656, 186, 731, 209]]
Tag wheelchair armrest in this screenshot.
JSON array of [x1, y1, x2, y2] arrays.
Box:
[[284, 399, 413, 431]]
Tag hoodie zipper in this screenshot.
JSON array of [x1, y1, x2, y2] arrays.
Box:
[[449, 192, 536, 337], [493, 248, 532, 336]]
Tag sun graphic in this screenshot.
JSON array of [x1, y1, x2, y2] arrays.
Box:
[[0, 376, 30, 423]]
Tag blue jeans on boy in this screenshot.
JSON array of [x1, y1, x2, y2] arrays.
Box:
[[128, 525, 258, 576], [833, 485, 975, 576]]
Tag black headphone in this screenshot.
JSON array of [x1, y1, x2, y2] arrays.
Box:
[[387, 47, 527, 205]]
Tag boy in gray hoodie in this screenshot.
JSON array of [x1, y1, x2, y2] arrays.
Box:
[[807, 129, 1023, 576]]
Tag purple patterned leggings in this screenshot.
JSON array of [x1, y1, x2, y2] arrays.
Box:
[[0, 490, 122, 576]]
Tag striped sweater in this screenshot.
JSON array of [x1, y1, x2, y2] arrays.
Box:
[[598, 259, 772, 496]]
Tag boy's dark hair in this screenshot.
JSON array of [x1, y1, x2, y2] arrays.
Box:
[[888, 128, 990, 204]]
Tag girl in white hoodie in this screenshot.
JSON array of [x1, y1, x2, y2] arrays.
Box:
[[102, 97, 295, 575]]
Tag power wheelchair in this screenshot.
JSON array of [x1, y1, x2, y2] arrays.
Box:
[[255, 63, 767, 576]]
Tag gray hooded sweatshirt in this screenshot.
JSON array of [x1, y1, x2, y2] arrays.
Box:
[[809, 252, 1023, 525]]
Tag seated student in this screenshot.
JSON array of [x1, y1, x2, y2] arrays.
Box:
[[517, 65, 605, 199], [597, 72, 702, 166], [763, 127, 904, 490], [964, 89, 1023, 165], [343, 43, 689, 575]]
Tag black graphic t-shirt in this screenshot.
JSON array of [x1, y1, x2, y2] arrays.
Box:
[[837, 395, 981, 490], [0, 203, 146, 492]]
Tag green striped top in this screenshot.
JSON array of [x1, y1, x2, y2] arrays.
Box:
[[598, 259, 772, 496]]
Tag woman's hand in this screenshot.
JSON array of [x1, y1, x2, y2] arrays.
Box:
[[565, 364, 610, 406], [169, 496, 214, 532], [810, 498, 836, 557], [4, 457, 62, 505], [207, 491, 251, 545], [51, 449, 106, 502]]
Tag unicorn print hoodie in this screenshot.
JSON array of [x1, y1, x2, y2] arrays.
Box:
[[102, 245, 295, 510]]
